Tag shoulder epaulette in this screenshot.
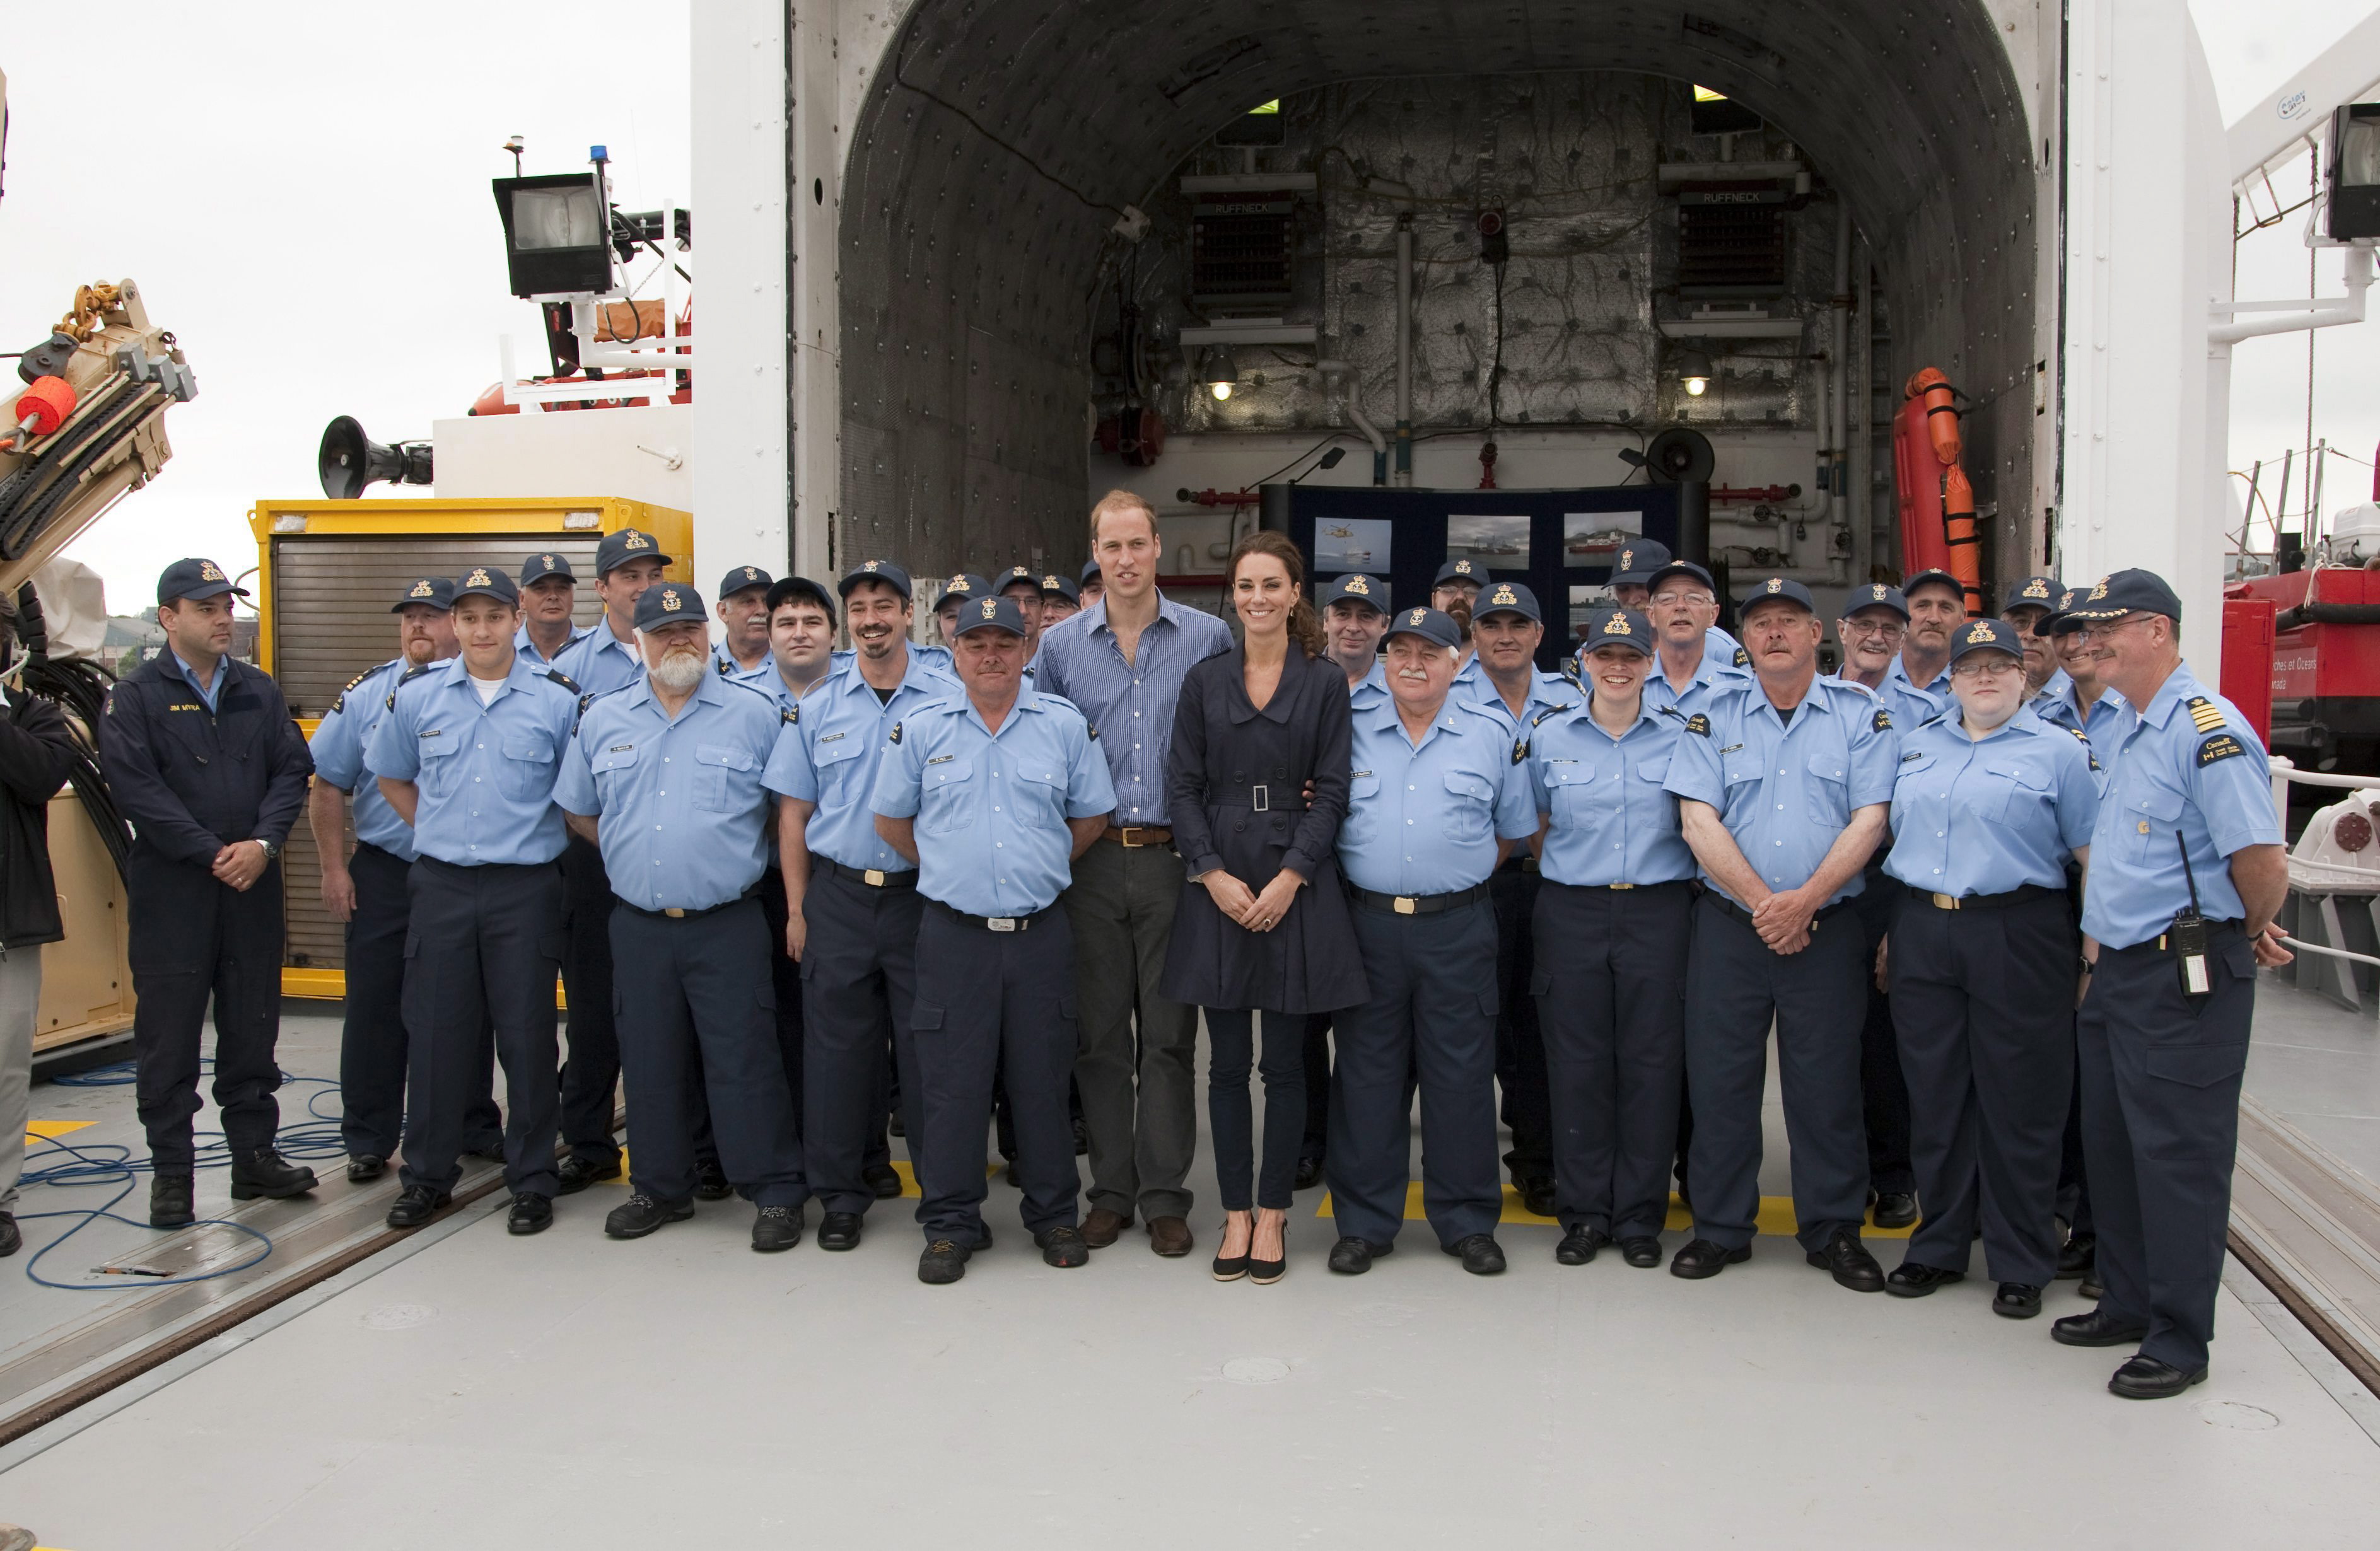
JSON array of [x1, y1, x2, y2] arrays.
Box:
[[545, 669, 581, 694], [2185, 695, 2226, 734], [329, 665, 378, 716], [1531, 702, 1574, 728], [781, 704, 798, 726], [1872, 707, 1893, 733], [888, 719, 902, 745], [1683, 712, 1712, 736], [387, 661, 432, 709], [1732, 646, 1751, 668]]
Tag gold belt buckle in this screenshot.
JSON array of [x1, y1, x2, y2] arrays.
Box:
[[1393, 896, 1417, 915], [663, 907, 687, 919], [1117, 827, 1145, 847], [863, 868, 887, 886], [1608, 882, 1634, 891], [1930, 893, 1959, 910]]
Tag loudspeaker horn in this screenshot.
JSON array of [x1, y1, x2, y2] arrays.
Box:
[[318, 415, 434, 499]]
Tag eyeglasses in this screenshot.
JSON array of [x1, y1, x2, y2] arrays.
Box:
[[2072, 614, 2158, 644], [1950, 656, 2022, 680], [1840, 619, 1905, 639], [1648, 589, 1715, 607]]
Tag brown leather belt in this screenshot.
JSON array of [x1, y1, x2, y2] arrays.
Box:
[[1100, 825, 1174, 848]]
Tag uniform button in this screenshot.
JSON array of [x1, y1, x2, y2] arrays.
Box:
[[1934, 868, 1942, 874], [993, 806, 1001, 812], [996, 842, 1003, 848], [1936, 832, 1945, 838]]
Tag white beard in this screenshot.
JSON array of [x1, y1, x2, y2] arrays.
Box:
[[650, 651, 708, 692]]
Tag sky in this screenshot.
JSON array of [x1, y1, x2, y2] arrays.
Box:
[[0, 1, 2372, 613]]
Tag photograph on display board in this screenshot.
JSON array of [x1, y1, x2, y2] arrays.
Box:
[[1563, 509, 1643, 564], [1315, 518, 1392, 572], [1445, 513, 1530, 568]]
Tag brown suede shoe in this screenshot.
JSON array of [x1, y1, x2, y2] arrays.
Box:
[[1147, 1216, 1194, 1257], [1082, 1205, 1133, 1248]]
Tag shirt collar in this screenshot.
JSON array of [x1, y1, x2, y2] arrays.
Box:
[[1087, 593, 1179, 639], [169, 648, 223, 692], [1888, 656, 1951, 695], [1360, 692, 1461, 741], [2135, 664, 2199, 728]]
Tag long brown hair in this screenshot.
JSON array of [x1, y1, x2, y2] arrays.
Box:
[[1225, 530, 1326, 658]]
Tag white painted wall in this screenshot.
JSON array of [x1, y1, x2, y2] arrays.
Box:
[[432, 404, 693, 509]]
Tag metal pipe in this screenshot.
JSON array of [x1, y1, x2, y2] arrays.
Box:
[[1394, 214, 1413, 488], [1829, 200, 1852, 583], [1853, 239, 1873, 585], [1317, 359, 1388, 486], [2209, 245, 2373, 345]]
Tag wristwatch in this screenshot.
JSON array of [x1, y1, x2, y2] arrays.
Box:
[[257, 839, 280, 861]]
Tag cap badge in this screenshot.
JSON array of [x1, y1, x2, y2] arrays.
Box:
[[863, 560, 881, 571], [1345, 576, 1370, 595], [1619, 549, 1635, 571], [2022, 578, 2050, 599], [623, 532, 650, 550], [199, 561, 225, 582], [743, 567, 759, 581], [1408, 608, 1428, 625], [542, 554, 556, 567], [980, 598, 999, 619], [409, 579, 434, 598], [466, 568, 493, 588], [1765, 578, 1783, 595], [1965, 622, 1993, 644], [1043, 575, 1061, 589], [1490, 585, 1517, 606], [1454, 561, 1474, 574], [1603, 613, 1631, 636], [2087, 576, 2109, 600], [1870, 584, 1887, 601], [661, 589, 683, 612]]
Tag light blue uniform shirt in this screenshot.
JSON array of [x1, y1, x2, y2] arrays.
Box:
[[1455, 665, 1568, 730], [365, 658, 581, 866], [1884, 707, 2097, 897], [1881, 656, 1953, 736], [1029, 595, 1232, 827], [1643, 641, 1751, 720], [554, 671, 788, 912], [1664, 677, 1899, 907], [712, 644, 776, 687], [868, 689, 1116, 917], [1528, 700, 1695, 886], [307, 658, 419, 860], [552, 622, 645, 699], [515, 622, 592, 665], [2034, 671, 2135, 781], [831, 641, 956, 677], [170, 648, 225, 714], [2080, 665, 2281, 950], [1341, 697, 1537, 896], [1350, 660, 1389, 713], [763, 650, 960, 873]]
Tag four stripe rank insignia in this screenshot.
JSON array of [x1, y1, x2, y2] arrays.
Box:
[[2185, 696, 2226, 734]]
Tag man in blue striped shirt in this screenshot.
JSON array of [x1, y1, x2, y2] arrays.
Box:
[[1031, 490, 1233, 1256]]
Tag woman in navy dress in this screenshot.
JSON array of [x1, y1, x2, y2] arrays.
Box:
[[1161, 532, 1367, 1284]]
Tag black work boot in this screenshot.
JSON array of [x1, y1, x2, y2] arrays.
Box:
[[230, 1147, 320, 1200], [150, 1172, 196, 1228]]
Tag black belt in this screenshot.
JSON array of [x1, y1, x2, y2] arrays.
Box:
[[1913, 881, 2064, 912], [1346, 881, 1492, 916], [1702, 893, 1853, 931], [825, 859, 917, 889], [926, 897, 1055, 932], [1210, 784, 1307, 814], [2111, 919, 2242, 956], [1548, 878, 1693, 895], [1497, 852, 1541, 875], [614, 888, 758, 921]]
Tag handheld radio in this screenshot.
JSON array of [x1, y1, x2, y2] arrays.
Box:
[[2169, 830, 2210, 996]]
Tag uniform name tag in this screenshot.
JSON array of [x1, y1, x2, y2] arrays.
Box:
[[419, 729, 442, 738], [820, 731, 847, 744], [1717, 742, 1744, 755], [608, 743, 634, 753], [926, 753, 955, 765]]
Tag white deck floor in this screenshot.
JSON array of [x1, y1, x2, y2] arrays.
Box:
[[3, 1001, 2377, 1549]]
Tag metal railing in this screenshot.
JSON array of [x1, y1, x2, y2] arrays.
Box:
[[2271, 755, 2380, 976]]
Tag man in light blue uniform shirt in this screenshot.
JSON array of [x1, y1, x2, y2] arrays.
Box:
[[1614, 541, 1744, 674], [871, 594, 1115, 1284], [554, 581, 809, 1253], [752, 575, 841, 711], [515, 552, 592, 665], [1882, 568, 1964, 730], [547, 528, 672, 1190], [1880, 619, 2097, 1315], [2055, 570, 2290, 1399], [1636, 556, 1751, 720], [306, 576, 496, 1179], [1327, 607, 1537, 1279], [366, 566, 583, 1235], [712, 564, 778, 685], [1031, 490, 1234, 1257], [1664, 576, 1898, 1291], [1461, 581, 1568, 1216], [765, 561, 958, 1249], [1528, 605, 1697, 1267]]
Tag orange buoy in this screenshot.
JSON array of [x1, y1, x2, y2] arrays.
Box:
[[1940, 464, 1985, 617], [1905, 368, 1961, 467]]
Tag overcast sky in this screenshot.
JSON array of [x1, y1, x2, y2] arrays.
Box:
[[0, 1, 2371, 613]]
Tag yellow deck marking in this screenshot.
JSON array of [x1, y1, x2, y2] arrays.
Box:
[[1316, 1184, 1918, 1238], [26, 1119, 95, 1140]]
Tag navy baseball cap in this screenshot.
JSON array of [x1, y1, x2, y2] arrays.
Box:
[[1644, 559, 1717, 596], [1948, 617, 2023, 664], [1610, 539, 1674, 588], [718, 564, 774, 600], [2000, 575, 2063, 615], [1039, 571, 1081, 604], [1841, 581, 1910, 620], [2043, 584, 2087, 636], [633, 582, 708, 631], [951, 594, 1029, 637], [1382, 605, 1462, 651], [839, 560, 913, 601], [1574, 605, 1654, 656], [392, 576, 455, 612], [1080, 559, 1102, 585], [452, 565, 520, 606], [1901, 568, 1965, 603], [1473, 579, 1542, 625], [156, 558, 248, 607], [518, 552, 576, 585], [1739, 576, 1818, 615], [593, 528, 672, 577], [996, 565, 1042, 596], [766, 576, 836, 617], [1319, 574, 1388, 613], [2056, 569, 2183, 626], [1432, 559, 1490, 588], [935, 574, 995, 612]]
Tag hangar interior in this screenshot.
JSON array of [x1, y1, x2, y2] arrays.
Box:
[[835, 0, 2046, 617]]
